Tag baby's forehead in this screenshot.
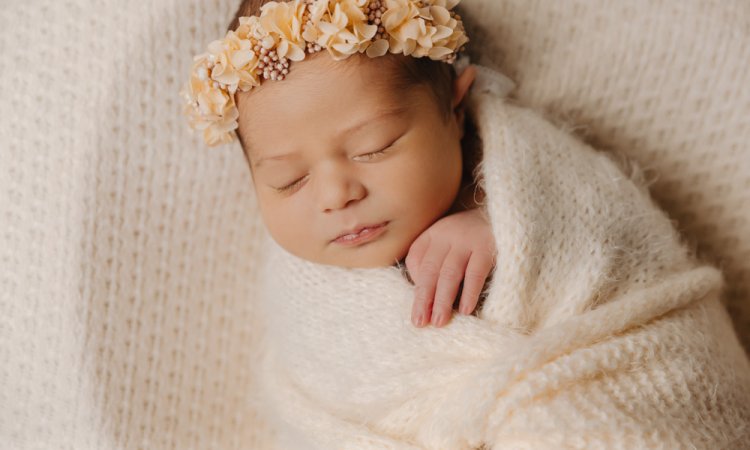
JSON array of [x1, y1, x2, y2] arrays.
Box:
[[245, 100, 414, 164], [238, 81, 422, 139], [235, 55, 443, 160]]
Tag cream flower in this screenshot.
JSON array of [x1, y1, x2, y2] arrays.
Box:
[[381, 0, 467, 60], [422, 3, 469, 60], [381, 0, 427, 56], [202, 101, 239, 147], [259, 0, 308, 61], [303, 0, 377, 60], [180, 74, 240, 147], [206, 30, 262, 92], [237, 15, 267, 41]]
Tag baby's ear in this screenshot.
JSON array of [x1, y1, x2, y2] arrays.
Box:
[[452, 65, 477, 138], [451, 64, 477, 112]]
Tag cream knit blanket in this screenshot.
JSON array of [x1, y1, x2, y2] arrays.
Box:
[[253, 65, 750, 449]]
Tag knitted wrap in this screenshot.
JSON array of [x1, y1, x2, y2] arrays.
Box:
[[253, 65, 750, 449]]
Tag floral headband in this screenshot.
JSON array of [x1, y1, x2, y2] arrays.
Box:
[[180, 0, 469, 147]]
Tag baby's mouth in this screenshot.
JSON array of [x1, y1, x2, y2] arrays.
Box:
[[331, 222, 389, 246]]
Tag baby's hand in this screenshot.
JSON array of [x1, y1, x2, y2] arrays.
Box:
[[405, 207, 497, 328]]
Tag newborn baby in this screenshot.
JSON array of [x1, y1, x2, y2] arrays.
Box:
[[187, 1, 496, 327], [235, 49, 497, 328]]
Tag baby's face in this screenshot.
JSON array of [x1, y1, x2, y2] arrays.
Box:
[[237, 53, 471, 268]]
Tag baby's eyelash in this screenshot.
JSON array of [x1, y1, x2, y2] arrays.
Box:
[[276, 175, 307, 193], [356, 146, 390, 161], [274, 146, 391, 194]]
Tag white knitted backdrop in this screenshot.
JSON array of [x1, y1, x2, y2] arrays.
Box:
[[1, 1, 273, 449], [1, 1, 748, 449]]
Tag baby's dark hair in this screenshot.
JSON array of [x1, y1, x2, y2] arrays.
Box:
[[227, 0, 460, 164]]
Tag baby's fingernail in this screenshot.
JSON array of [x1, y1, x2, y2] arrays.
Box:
[[412, 312, 423, 327], [431, 313, 442, 326]]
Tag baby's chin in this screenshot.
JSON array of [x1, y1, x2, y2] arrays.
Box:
[[325, 245, 406, 269]]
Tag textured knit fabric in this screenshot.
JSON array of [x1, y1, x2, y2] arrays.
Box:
[[458, 0, 750, 352], [253, 65, 750, 449], [2, 0, 750, 449]]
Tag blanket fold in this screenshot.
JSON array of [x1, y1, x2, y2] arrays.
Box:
[[254, 65, 750, 450]]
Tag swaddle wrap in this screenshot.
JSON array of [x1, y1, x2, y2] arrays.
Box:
[[253, 65, 750, 449]]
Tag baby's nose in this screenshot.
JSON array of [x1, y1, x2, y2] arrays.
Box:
[[316, 171, 366, 212]]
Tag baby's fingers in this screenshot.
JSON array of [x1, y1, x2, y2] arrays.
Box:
[[431, 248, 471, 327], [411, 241, 450, 327], [458, 251, 494, 315]]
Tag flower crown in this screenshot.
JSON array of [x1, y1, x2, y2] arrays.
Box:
[[180, 0, 469, 147]]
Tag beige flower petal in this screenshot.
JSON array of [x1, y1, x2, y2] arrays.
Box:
[[382, 2, 411, 30], [428, 46, 453, 59], [417, 28, 435, 48], [230, 49, 254, 70], [354, 21, 377, 40], [366, 39, 389, 57], [432, 24, 453, 42], [287, 42, 307, 61], [430, 5, 451, 23], [331, 41, 356, 54], [317, 20, 341, 36]]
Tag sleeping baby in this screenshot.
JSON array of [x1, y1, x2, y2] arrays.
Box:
[[184, 0, 499, 330], [233, 43, 497, 330], [181, 1, 750, 448]]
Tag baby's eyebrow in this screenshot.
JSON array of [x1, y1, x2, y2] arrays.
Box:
[[338, 105, 410, 135], [252, 105, 410, 170], [252, 151, 300, 169]]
